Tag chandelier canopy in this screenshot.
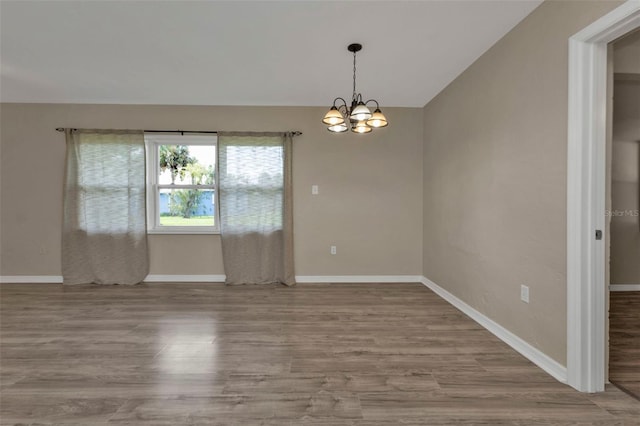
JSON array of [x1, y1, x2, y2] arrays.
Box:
[[322, 43, 388, 134]]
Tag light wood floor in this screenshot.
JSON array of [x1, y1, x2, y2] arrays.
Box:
[[610, 291, 640, 400], [1, 283, 639, 425]]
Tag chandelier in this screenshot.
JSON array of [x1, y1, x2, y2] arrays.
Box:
[[322, 43, 389, 134]]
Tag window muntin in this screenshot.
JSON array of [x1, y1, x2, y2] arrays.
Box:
[[146, 134, 219, 234]]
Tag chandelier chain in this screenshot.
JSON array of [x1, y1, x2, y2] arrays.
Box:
[[353, 50, 357, 100]]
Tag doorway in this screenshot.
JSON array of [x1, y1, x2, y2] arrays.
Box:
[[608, 28, 640, 400], [566, 1, 640, 393]]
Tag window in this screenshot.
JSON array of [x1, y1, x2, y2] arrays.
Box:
[[218, 143, 284, 231], [145, 134, 219, 234]]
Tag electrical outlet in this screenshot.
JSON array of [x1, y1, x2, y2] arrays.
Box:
[[312, 185, 319, 195], [520, 285, 530, 303], [330, 245, 337, 255]]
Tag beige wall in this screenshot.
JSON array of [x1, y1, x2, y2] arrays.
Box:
[[614, 28, 640, 74], [422, 0, 622, 365], [611, 29, 640, 284], [0, 104, 423, 277]]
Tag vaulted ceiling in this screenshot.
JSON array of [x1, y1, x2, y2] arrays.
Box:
[[0, 1, 542, 107]]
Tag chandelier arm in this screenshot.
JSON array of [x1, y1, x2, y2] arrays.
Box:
[[332, 97, 350, 116], [364, 99, 380, 109], [332, 97, 348, 108], [336, 104, 349, 116]]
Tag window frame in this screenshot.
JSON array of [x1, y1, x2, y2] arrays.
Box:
[[145, 133, 220, 235]]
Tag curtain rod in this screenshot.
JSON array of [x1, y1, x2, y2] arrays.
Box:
[[55, 128, 302, 136]]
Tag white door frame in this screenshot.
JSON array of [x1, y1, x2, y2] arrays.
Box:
[[567, 0, 640, 393]]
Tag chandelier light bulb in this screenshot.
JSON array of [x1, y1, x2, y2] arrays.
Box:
[[328, 123, 348, 133], [350, 103, 372, 122], [352, 121, 372, 134], [322, 106, 345, 126], [366, 109, 388, 128]]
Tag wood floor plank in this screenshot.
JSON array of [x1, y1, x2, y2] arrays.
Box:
[[1, 282, 638, 425], [609, 291, 640, 400]]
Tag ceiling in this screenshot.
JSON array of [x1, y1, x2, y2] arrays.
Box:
[[0, 1, 541, 108]]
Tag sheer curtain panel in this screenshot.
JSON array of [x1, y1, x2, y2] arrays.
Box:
[[62, 129, 149, 285], [218, 132, 295, 286]]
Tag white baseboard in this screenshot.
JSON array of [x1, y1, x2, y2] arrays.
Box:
[[420, 276, 568, 384], [295, 275, 423, 283], [610, 284, 640, 291], [0, 275, 63, 283]]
